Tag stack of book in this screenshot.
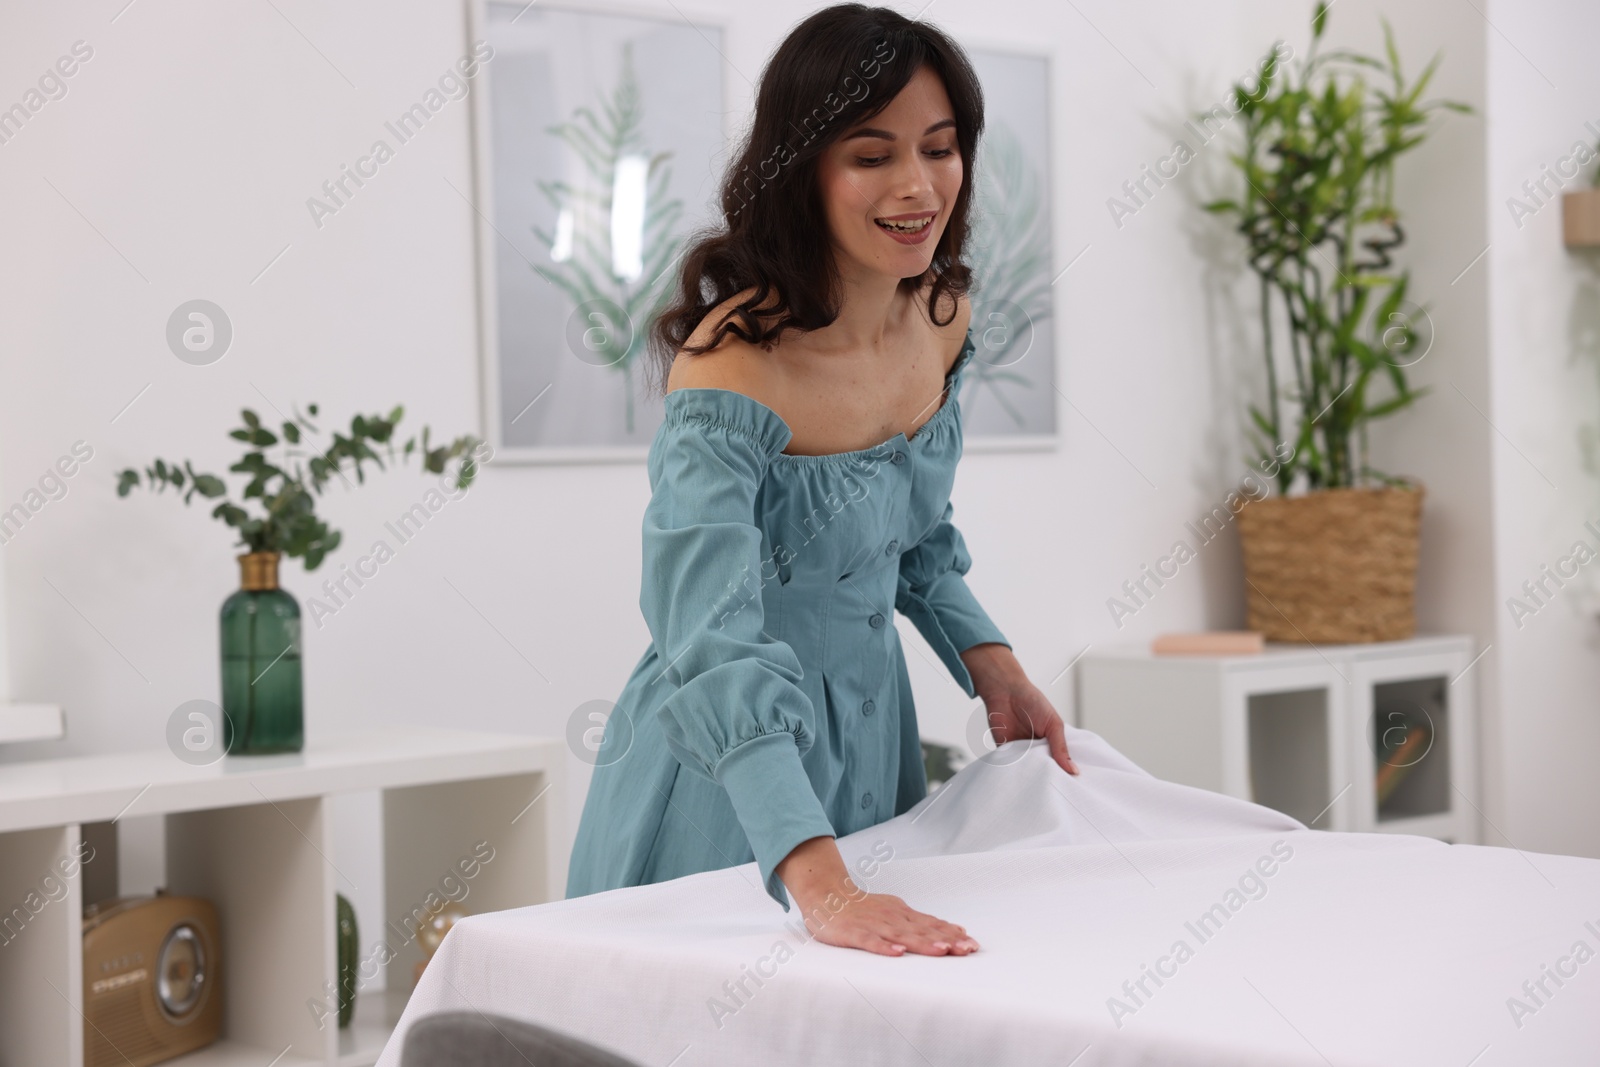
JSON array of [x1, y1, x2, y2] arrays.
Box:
[[1150, 631, 1265, 655]]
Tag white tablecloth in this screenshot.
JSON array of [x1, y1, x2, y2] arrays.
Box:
[[375, 727, 1600, 1066]]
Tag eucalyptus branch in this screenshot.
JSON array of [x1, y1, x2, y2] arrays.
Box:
[[116, 404, 484, 572]]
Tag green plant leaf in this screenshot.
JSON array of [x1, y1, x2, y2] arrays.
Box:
[[1361, 391, 1420, 419], [1312, 1, 1330, 39], [1381, 18, 1403, 83], [212, 502, 249, 526], [191, 474, 227, 498]]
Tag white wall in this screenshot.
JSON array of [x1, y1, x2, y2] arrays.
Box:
[[1, 0, 1590, 970], [1484, 0, 1600, 858]]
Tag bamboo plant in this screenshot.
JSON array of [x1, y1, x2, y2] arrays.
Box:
[[1205, 3, 1470, 494]]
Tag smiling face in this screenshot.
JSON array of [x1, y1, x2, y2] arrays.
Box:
[[816, 64, 964, 284]]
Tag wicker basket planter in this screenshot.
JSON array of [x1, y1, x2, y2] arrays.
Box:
[[1235, 485, 1425, 644]]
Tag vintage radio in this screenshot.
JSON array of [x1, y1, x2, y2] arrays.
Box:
[[82, 891, 222, 1067]]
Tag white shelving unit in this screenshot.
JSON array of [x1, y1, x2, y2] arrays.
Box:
[[0, 727, 565, 1067], [1078, 635, 1479, 843]]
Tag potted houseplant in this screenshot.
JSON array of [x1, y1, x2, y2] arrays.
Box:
[[118, 405, 482, 753], [1205, 3, 1470, 643]]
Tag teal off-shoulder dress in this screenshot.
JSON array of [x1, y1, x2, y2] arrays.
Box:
[[565, 326, 1010, 912]]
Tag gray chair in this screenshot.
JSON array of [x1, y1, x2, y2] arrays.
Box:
[[401, 1010, 645, 1067]]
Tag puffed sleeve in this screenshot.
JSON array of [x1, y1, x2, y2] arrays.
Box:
[[895, 499, 1012, 697], [641, 395, 836, 911]]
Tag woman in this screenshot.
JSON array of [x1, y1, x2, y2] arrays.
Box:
[[566, 3, 1077, 958]]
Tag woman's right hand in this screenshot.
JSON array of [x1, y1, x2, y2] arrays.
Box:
[[776, 836, 980, 957]]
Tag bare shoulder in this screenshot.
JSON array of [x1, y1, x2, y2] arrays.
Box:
[[664, 287, 782, 398]]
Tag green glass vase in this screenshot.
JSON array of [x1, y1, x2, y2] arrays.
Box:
[[220, 552, 303, 754]]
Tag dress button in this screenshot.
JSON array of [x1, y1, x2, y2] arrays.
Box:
[[885, 540, 899, 556], [890, 451, 905, 466], [869, 613, 885, 629], [862, 699, 875, 716], [861, 792, 873, 808]]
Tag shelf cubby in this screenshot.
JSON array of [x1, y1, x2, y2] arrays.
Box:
[[1371, 675, 1452, 823], [0, 823, 85, 1067], [1247, 687, 1332, 828]]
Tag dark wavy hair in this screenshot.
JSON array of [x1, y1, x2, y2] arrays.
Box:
[[643, 3, 985, 398]]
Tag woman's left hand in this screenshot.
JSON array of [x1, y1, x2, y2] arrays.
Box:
[[959, 643, 1079, 776]]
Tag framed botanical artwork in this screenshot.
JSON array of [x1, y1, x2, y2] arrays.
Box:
[[960, 44, 1059, 450], [467, 0, 727, 462], [466, 5, 1055, 461]]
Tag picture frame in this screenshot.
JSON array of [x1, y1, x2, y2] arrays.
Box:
[[960, 40, 1060, 453], [466, 0, 729, 463]]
